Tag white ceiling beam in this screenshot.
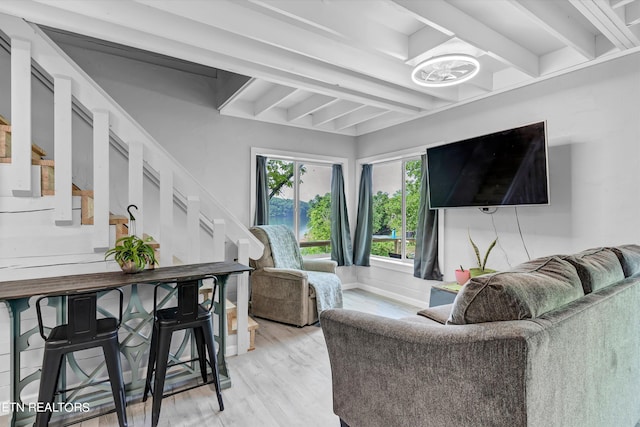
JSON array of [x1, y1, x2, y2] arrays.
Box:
[[333, 106, 388, 131], [0, 0, 433, 113], [220, 100, 356, 136], [287, 94, 337, 122], [626, 1, 640, 26], [312, 101, 363, 127], [611, 0, 635, 9], [134, 0, 459, 102], [406, 27, 452, 66], [253, 85, 297, 116], [392, 0, 540, 77], [465, 61, 494, 91], [510, 0, 596, 60], [569, 0, 640, 49], [248, 0, 408, 60]]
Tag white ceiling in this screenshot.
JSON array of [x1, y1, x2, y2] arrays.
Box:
[[1, 0, 639, 136]]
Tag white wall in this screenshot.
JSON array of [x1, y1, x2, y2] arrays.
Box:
[[56, 44, 359, 289], [357, 52, 640, 303]]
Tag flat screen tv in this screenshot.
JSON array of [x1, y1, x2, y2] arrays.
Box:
[[426, 121, 549, 209]]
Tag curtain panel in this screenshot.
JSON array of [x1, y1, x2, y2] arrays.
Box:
[[353, 164, 373, 266], [414, 153, 443, 280], [254, 155, 269, 226], [330, 164, 353, 266]]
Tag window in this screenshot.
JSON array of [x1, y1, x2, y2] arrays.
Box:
[[371, 157, 421, 262], [266, 158, 332, 256]]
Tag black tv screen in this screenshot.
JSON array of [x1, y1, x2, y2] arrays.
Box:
[[426, 121, 549, 209]]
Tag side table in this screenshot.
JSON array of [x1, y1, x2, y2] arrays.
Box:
[[429, 282, 462, 307]]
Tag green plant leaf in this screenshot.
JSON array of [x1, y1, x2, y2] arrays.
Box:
[[468, 230, 481, 268], [482, 237, 498, 270]]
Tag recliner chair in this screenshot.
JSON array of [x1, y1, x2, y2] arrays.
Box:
[[249, 225, 343, 327]]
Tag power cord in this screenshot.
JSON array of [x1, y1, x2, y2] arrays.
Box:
[[482, 208, 512, 268], [514, 206, 531, 261]]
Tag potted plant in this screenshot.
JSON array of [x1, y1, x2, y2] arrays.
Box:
[[105, 235, 158, 273], [468, 232, 497, 277]]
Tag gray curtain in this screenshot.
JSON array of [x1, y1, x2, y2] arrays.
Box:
[[414, 153, 443, 280], [353, 164, 373, 266], [330, 164, 353, 266], [254, 155, 269, 226]]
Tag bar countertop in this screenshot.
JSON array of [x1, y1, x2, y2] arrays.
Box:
[[0, 261, 252, 300]]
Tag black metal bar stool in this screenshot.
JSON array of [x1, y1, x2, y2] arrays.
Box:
[[143, 278, 224, 427], [34, 289, 128, 427]]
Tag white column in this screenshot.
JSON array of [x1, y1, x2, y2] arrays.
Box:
[[236, 238, 250, 355], [187, 196, 201, 263], [10, 38, 32, 197], [127, 141, 144, 237], [212, 219, 226, 262], [92, 110, 110, 251], [159, 159, 174, 266], [53, 76, 73, 225]]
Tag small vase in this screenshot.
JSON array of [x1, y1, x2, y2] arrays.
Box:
[[455, 269, 471, 285], [119, 260, 145, 274]]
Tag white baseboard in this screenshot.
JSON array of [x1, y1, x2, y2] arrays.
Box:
[[341, 282, 359, 290], [350, 283, 428, 309]]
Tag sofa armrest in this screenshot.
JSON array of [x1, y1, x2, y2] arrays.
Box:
[[303, 259, 337, 274], [320, 309, 542, 427]]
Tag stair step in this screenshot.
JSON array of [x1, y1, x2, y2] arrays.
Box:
[[109, 214, 128, 225], [0, 124, 10, 158], [40, 159, 55, 196], [142, 233, 160, 249], [224, 299, 259, 351], [0, 115, 47, 163]]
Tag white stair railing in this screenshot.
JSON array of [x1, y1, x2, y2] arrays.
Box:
[[2, 14, 258, 353], [53, 75, 73, 225], [0, 12, 264, 260], [9, 36, 32, 197], [92, 109, 110, 251]]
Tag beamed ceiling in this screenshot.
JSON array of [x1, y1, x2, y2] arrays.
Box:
[[1, 0, 639, 136]]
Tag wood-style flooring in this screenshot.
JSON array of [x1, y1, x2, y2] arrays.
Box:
[[70, 289, 421, 427]]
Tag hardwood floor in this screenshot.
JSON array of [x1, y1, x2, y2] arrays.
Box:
[[71, 289, 422, 427]]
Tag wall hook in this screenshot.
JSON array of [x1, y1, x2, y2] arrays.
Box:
[[127, 204, 138, 221]]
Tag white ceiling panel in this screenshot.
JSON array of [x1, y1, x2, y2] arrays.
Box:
[[0, 0, 636, 136]]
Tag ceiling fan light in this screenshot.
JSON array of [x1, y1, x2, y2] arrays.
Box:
[[411, 54, 480, 87]]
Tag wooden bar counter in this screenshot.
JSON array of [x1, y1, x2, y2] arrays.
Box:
[[0, 261, 251, 427]]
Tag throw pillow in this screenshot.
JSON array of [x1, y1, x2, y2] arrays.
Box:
[[609, 244, 640, 278], [447, 257, 583, 325], [563, 248, 624, 293]]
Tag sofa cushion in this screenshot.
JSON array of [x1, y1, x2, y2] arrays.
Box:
[[417, 304, 452, 324], [563, 248, 624, 293], [447, 257, 584, 325], [609, 244, 640, 278]]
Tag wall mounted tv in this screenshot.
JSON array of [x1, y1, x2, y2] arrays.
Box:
[[426, 121, 549, 209]]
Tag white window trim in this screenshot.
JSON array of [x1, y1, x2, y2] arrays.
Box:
[[356, 145, 446, 273], [250, 147, 352, 257]]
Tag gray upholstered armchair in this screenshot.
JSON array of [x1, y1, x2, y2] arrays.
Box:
[[249, 225, 343, 327]]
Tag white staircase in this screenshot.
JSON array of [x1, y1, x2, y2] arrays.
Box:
[[0, 12, 261, 355]]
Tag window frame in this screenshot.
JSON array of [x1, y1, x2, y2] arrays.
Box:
[[357, 146, 446, 270], [250, 147, 350, 257]]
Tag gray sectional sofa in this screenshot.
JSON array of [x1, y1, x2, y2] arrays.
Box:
[[321, 245, 640, 427]]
